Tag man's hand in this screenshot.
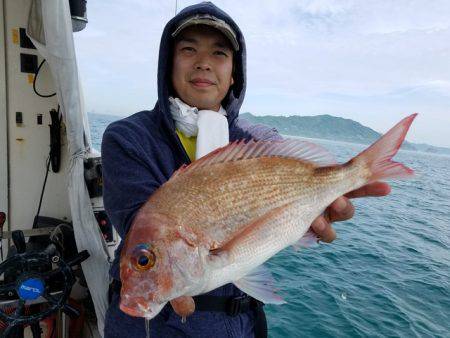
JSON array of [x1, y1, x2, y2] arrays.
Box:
[[311, 182, 391, 243]]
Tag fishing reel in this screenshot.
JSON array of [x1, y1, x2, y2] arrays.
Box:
[[0, 229, 89, 337]]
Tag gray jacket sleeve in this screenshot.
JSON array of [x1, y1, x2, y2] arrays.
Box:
[[234, 117, 284, 141]]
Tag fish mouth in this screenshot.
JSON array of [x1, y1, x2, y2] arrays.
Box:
[[120, 303, 147, 318], [120, 301, 167, 319]]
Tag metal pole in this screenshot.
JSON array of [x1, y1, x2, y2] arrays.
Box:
[[56, 309, 69, 338]]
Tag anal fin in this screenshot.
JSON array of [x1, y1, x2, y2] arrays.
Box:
[[234, 265, 286, 305], [292, 229, 319, 251]]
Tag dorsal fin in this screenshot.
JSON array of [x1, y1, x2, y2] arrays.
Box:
[[172, 139, 336, 178]]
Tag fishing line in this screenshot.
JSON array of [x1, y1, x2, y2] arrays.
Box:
[[145, 318, 151, 338]]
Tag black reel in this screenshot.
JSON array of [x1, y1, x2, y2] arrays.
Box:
[[0, 230, 89, 337]]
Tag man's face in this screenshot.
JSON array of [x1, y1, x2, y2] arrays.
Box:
[[172, 25, 234, 111]]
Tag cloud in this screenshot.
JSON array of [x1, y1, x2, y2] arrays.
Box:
[[74, 0, 450, 147]]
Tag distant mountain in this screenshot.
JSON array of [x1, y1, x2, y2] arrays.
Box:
[[240, 113, 450, 155], [412, 143, 450, 155]]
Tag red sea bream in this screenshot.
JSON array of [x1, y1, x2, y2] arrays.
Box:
[[119, 114, 417, 320]]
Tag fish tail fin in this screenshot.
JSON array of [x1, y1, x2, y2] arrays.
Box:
[[351, 113, 417, 183]]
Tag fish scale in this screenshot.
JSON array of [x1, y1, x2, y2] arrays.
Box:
[[203, 165, 364, 293], [152, 157, 332, 246]]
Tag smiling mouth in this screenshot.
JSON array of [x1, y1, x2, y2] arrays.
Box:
[[190, 79, 215, 88]]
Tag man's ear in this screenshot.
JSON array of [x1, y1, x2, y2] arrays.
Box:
[[230, 76, 234, 86]]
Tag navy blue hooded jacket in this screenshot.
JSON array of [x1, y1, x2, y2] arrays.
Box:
[[101, 2, 281, 337]]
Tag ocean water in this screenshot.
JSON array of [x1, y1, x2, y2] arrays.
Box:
[[89, 113, 450, 337]]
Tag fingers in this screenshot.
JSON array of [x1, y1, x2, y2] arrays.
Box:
[[327, 197, 355, 222], [310, 196, 354, 243], [311, 215, 336, 243], [311, 182, 390, 244], [345, 181, 391, 199]]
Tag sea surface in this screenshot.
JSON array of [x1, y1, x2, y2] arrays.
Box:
[[89, 113, 450, 338]]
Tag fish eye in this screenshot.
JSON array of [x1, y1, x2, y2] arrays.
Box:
[[138, 255, 149, 266], [131, 244, 156, 271]]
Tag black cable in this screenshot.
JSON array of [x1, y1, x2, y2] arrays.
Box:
[[0, 232, 3, 261], [33, 59, 56, 98], [30, 321, 42, 338], [32, 105, 61, 229], [33, 155, 51, 229], [31, 58, 58, 227]]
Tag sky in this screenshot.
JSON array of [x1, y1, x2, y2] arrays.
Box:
[[73, 0, 450, 148]]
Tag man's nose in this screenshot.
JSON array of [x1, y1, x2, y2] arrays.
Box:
[[194, 53, 212, 71]]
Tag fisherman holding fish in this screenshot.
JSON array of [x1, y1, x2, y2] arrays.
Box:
[[101, 2, 400, 337]]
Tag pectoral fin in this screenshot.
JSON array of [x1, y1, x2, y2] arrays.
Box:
[[207, 246, 230, 269], [207, 202, 298, 305], [206, 204, 289, 269]]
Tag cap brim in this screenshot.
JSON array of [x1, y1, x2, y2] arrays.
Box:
[[172, 16, 239, 51]]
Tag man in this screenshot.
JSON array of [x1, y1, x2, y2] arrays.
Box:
[[101, 2, 390, 337]]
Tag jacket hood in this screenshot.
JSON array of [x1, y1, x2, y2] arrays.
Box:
[[156, 2, 246, 132]]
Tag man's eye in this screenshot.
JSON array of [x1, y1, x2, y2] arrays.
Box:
[[214, 51, 228, 57], [181, 47, 195, 52]]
